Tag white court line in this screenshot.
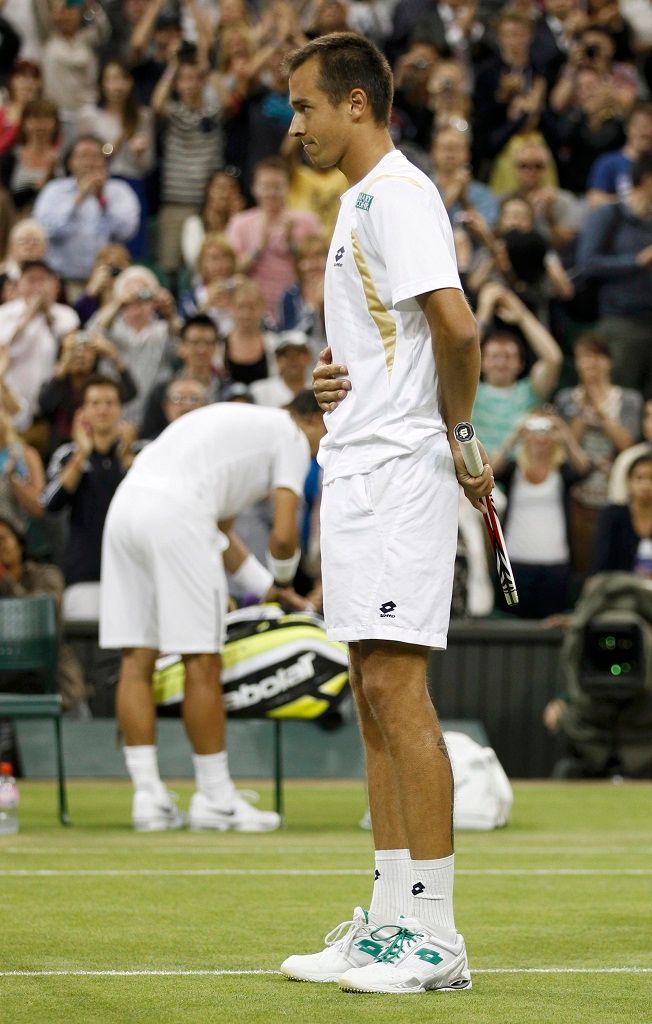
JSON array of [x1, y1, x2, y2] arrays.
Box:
[[1, 868, 652, 877], [3, 845, 650, 856], [1, 968, 651, 978]]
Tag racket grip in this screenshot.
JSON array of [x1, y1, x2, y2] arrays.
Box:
[[453, 422, 485, 477]]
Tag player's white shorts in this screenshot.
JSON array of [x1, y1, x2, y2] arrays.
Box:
[[99, 483, 227, 653], [320, 434, 459, 649]]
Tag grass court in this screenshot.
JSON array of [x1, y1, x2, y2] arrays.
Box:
[[2, 779, 651, 1023]]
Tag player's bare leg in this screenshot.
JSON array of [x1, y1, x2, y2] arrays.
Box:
[[116, 647, 158, 745], [349, 642, 407, 851], [117, 647, 185, 831], [183, 652, 281, 833], [358, 640, 453, 861], [338, 640, 471, 994], [181, 652, 224, 754]]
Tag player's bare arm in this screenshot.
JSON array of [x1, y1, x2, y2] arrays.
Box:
[[312, 346, 351, 413], [418, 287, 494, 510]]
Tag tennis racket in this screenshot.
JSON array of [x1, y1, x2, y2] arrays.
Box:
[[453, 421, 519, 607]]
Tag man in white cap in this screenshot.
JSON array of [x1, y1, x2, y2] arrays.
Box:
[[251, 331, 313, 407]]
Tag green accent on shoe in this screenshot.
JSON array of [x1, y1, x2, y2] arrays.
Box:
[[415, 947, 444, 966], [355, 939, 384, 958], [377, 927, 418, 965]]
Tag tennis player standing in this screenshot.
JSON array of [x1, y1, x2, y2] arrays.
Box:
[[280, 34, 494, 995]]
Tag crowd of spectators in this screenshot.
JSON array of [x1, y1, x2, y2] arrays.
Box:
[[0, 0, 651, 715]]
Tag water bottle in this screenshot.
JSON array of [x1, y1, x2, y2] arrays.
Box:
[[0, 762, 19, 835]]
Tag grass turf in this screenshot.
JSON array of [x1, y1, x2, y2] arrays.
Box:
[[1, 780, 651, 1023]]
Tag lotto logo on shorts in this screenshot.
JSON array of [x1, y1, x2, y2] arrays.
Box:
[[379, 600, 396, 618], [355, 191, 374, 211]]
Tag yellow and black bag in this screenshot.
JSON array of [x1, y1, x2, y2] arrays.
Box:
[[153, 605, 349, 720]]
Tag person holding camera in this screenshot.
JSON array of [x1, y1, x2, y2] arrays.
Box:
[[72, 242, 132, 326], [37, 326, 138, 457], [554, 332, 641, 572], [33, 135, 140, 295], [87, 265, 177, 428], [550, 26, 639, 129], [493, 409, 591, 617]]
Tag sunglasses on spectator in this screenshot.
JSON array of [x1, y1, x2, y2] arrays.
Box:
[[167, 394, 205, 405], [517, 161, 546, 170]]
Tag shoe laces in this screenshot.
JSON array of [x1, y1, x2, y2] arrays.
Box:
[[324, 909, 367, 954], [375, 925, 422, 965]]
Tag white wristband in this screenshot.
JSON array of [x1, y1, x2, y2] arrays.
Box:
[[230, 553, 274, 600], [266, 547, 301, 585]]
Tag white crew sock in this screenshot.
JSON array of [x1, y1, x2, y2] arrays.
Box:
[[192, 751, 237, 805], [410, 854, 457, 942], [123, 745, 165, 797], [368, 849, 411, 924]]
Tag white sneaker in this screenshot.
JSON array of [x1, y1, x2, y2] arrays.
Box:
[[280, 908, 394, 983], [132, 789, 186, 832], [188, 791, 281, 832], [338, 917, 472, 994]]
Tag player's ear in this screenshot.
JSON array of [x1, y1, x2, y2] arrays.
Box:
[[349, 87, 367, 121]]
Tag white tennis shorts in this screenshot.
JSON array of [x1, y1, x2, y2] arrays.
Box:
[[99, 483, 227, 653], [320, 434, 459, 649]]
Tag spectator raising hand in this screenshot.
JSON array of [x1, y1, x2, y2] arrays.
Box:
[[472, 280, 563, 460]]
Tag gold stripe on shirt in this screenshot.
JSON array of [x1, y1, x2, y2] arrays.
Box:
[[351, 229, 396, 378]]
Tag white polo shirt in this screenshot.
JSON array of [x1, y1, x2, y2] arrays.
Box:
[[320, 148, 462, 482], [123, 403, 310, 517]]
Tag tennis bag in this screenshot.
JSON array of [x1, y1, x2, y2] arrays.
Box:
[[445, 731, 513, 831], [153, 605, 349, 719], [360, 732, 513, 831]]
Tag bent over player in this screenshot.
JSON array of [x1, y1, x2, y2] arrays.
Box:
[[100, 392, 324, 832], [280, 35, 493, 994]]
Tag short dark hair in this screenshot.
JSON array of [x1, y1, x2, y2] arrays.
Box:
[[627, 100, 652, 126], [285, 389, 321, 418], [573, 332, 610, 358], [19, 98, 59, 145], [180, 314, 219, 339], [20, 258, 55, 276], [64, 134, 105, 173], [628, 454, 652, 479], [0, 515, 26, 554], [481, 331, 524, 358], [81, 374, 123, 403], [284, 32, 393, 127], [632, 152, 652, 188], [253, 155, 291, 180]]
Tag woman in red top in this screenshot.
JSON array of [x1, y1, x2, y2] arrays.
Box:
[[0, 61, 42, 157]]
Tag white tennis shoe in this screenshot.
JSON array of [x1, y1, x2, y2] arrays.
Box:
[[132, 789, 186, 832], [338, 917, 472, 994], [280, 908, 394, 982], [188, 791, 281, 832]]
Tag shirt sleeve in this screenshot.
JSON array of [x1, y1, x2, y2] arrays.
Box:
[[104, 181, 140, 242], [271, 420, 310, 497], [365, 178, 462, 311]]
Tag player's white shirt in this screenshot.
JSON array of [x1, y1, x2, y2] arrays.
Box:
[[121, 403, 310, 518], [320, 148, 462, 482]]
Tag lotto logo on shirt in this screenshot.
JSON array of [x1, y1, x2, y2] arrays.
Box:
[[355, 192, 374, 211]]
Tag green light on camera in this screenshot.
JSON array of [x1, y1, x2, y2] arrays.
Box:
[[605, 636, 616, 650], [610, 665, 622, 677]]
